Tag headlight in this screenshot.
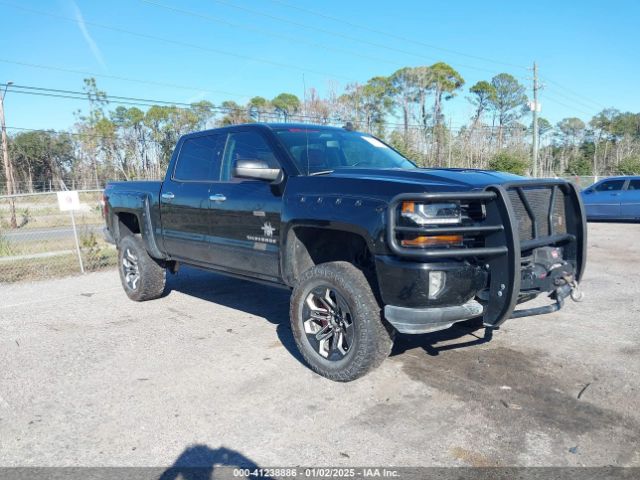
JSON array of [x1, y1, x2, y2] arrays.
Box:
[[399, 201, 463, 248], [401, 201, 461, 225]]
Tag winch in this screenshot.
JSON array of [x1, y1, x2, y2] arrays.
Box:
[[509, 246, 584, 319]]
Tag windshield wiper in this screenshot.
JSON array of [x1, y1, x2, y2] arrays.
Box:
[[309, 170, 334, 176]]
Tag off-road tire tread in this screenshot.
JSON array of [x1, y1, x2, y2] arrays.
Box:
[[118, 234, 166, 302], [290, 261, 394, 382]]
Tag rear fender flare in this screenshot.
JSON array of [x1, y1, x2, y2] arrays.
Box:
[[112, 193, 166, 260]]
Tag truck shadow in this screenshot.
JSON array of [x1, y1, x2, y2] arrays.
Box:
[[391, 320, 493, 357], [165, 266, 492, 365], [164, 266, 305, 364], [158, 444, 272, 480]]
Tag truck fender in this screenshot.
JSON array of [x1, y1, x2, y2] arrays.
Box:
[[280, 220, 376, 287], [112, 193, 167, 261]]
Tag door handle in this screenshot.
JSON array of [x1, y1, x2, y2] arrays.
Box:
[[161, 192, 175, 200], [209, 194, 227, 202]]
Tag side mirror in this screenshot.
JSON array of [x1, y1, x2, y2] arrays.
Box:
[[583, 188, 593, 194], [233, 159, 281, 182]]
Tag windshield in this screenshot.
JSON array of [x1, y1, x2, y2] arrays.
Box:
[[274, 128, 416, 175]]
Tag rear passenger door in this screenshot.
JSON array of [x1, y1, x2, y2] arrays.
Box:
[[160, 133, 225, 263], [620, 178, 640, 219]]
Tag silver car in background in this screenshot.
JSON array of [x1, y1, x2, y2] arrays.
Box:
[[581, 176, 640, 221]]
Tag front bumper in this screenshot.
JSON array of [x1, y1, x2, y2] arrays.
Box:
[[384, 300, 484, 334], [375, 255, 486, 308], [384, 281, 575, 334]]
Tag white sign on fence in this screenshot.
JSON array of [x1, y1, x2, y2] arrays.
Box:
[[56, 190, 84, 273], [56, 190, 80, 212]]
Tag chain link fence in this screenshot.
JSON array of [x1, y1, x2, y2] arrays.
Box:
[[0, 190, 117, 283]]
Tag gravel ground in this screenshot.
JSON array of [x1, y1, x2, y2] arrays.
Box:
[[0, 222, 639, 468]]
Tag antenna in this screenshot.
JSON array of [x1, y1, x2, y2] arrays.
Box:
[[302, 73, 307, 119], [303, 74, 310, 175]]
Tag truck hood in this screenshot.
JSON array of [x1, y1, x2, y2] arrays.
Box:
[[325, 167, 524, 190]]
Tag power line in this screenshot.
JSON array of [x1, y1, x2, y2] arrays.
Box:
[[542, 77, 607, 110], [7, 59, 589, 130], [4, 126, 164, 143], [542, 86, 601, 113], [2, 2, 604, 128], [1, 2, 541, 125], [539, 91, 594, 117], [5, 89, 310, 124], [4, 81, 580, 132], [0, 1, 354, 82], [8, 84, 195, 108], [140, 0, 402, 69], [0, 58, 252, 100], [205, 0, 518, 77], [6, 88, 173, 109], [268, 0, 529, 71], [148, 0, 602, 112], [4, 83, 345, 125], [3, 83, 331, 122]]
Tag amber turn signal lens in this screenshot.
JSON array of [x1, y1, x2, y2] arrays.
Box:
[[401, 235, 463, 247], [401, 201, 415, 213]]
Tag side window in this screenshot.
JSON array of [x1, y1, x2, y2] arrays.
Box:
[[594, 180, 625, 192], [627, 179, 640, 191], [173, 134, 223, 182], [221, 131, 279, 181]]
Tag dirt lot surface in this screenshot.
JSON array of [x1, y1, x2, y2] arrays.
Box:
[[1, 222, 639, 468]]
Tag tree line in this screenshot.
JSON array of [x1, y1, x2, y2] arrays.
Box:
[[3, 63, 640, 194]]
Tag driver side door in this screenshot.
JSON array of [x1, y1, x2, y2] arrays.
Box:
[[207, 130, 283, 281]]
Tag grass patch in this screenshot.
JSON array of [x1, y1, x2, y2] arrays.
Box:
[[0, 223, 107, 256], [0, 229, 14, 256], [0, 248, 117, 283]]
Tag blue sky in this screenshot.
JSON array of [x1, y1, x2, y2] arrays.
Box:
[[1, 0, 638, 132]]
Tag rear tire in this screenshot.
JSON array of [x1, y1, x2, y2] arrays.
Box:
[[290, 261, 394, 382], [117, 234, 166, 302]]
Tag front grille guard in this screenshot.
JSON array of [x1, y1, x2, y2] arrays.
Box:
[[386, 180, 587, 327]]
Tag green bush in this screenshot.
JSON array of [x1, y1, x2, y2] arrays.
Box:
[[616, 156, 640, 175], [488, 152, 530, 175], [387, 131, 425, 166]]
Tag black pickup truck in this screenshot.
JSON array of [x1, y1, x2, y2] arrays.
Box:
[[103, 123, 586, 381]]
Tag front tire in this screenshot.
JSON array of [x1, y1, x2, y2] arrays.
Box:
[[117, 234, 166, 302], [290, 261, 394, 382]]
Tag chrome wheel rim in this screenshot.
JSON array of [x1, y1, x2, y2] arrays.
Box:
[[302, 286, 354, 361], [121, 247, 140, 290]]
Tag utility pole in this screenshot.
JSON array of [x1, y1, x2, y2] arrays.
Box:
[[0, 81, 17, 228], [531, 62, 540, 177], [447, 117, 453, 168]]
